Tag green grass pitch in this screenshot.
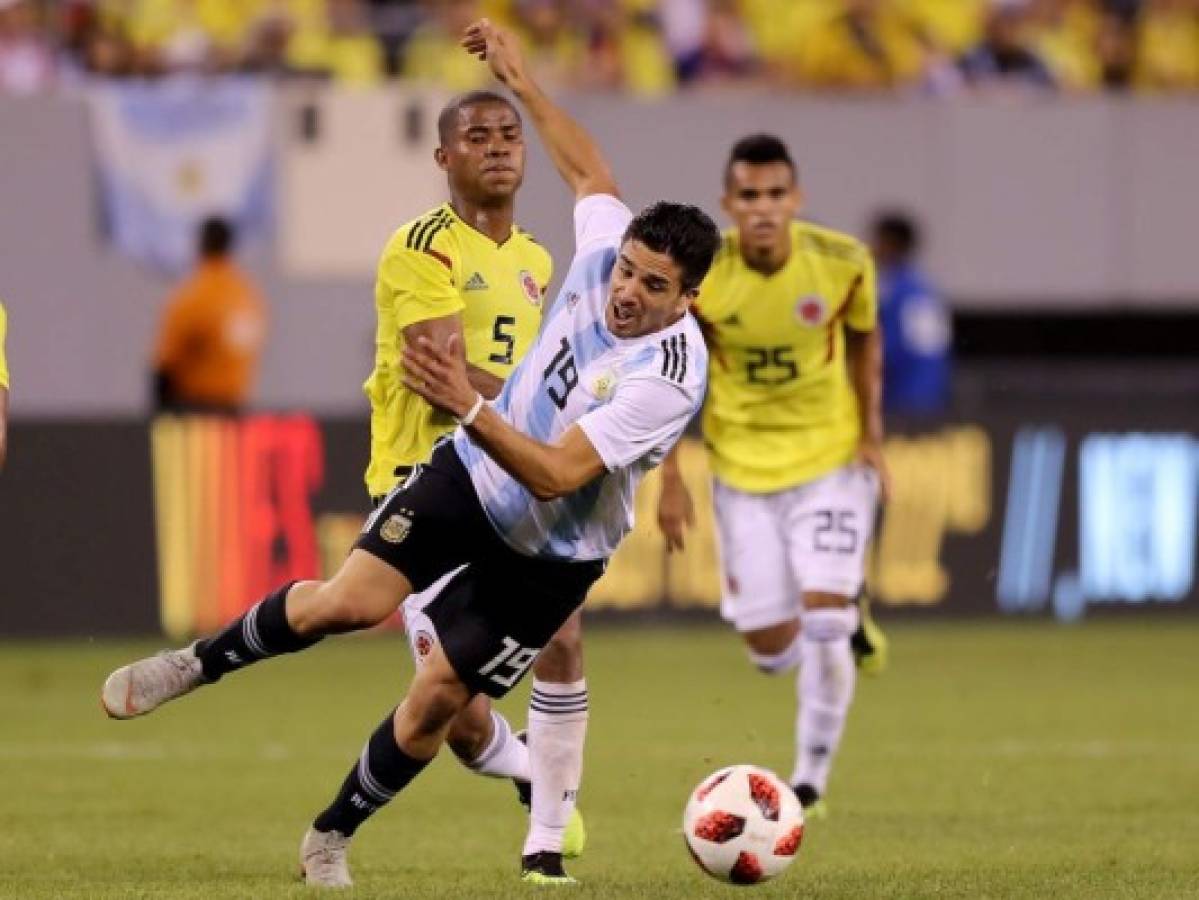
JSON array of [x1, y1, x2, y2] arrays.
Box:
[[1, 620, 1197, 898]]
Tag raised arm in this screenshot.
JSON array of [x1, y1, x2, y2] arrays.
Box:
[[462, 19, 618, 200]]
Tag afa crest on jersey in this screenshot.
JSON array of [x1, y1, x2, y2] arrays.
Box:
[[380, 511, 413, 544], [589, 368, 618, 401], [519, 270, 542, 306], [795, 295, 827, 327]]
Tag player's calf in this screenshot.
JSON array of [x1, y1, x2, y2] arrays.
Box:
[[790, 595, 858, 805]]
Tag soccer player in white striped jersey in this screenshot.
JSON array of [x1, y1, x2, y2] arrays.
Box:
[[98, 18, 720, 889]]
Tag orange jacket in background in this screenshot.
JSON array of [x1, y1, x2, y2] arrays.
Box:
[[154, 258, 267, 409]]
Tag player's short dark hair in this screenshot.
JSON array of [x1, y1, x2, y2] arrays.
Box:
[[725, 134, 798, 187], [873, 210, 921, 256], [623, 202, 722, 294], [198, 216, 235, 257], [437, 91, 522, 145]]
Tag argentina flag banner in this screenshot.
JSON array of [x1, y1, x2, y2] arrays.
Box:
[[88, 77, 273, 273]]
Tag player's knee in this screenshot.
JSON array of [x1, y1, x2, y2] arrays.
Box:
[[533, 614, 584, 681], [799, 604, 857, 643], [314, 581, 392, 632], [405, 680, 470, 739], [802, 591, 852, 612], [742, 620, 801, 672], [747, 638, 802, 675]]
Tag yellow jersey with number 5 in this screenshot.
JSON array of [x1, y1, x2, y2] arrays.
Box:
[[364, 203, 551, 497], [696, 221, 877, 494]]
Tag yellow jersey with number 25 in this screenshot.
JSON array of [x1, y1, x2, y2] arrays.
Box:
[[363, 203, 551, 497], [696, 220, 877, 494]]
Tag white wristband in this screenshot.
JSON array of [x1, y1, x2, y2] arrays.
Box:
[[456, 393, 485, 427]]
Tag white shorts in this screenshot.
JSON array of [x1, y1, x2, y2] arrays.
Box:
[[713, 464, 879, 632], [400, 565, 466, 666]]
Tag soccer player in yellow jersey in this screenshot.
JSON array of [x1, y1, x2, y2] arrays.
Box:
[[0, 300, 8, 471], [363, 95, 549, 501], [658, 135, 891, 818], [362, 90, 588, 867]]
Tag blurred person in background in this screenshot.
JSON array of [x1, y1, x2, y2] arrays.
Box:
[[403, 0, 493, 89], [958, 0, 1057, 91], [904, 0, 988, 57], [658, 134, 890, 820], [1026, 0, 1103, 90], [510, 0, 585, 91], [1094, 4, 1137, 89], [793, 0, 930, 91], [278, 0, 385, 85], [570, 0, 675, 96], [735, 0, 829, 84], [1134, 0, 1199, 91], [0, 299, 8, 472], [152, 217, 267, 415], [871, 210, 951, 417], [114, 0, 250, 74], [662, 0, 760, 86], [0, 0, 55, 95]]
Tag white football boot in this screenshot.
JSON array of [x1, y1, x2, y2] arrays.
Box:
[[101, 643, 206, 719], [300, 827, 353, 888]]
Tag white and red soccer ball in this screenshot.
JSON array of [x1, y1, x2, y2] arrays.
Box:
[[683, 765, 805, 885]]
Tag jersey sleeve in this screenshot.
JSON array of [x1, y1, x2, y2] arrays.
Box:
[[575, 375, 697, 472], [377, 242, 463, 332], [574, 194, 633, 255], [845, 248, 878, 332]]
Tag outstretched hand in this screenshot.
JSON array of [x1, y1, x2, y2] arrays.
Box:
[[402, 333, 478, 420], [461, 18, 529, 89], [657, 476, 696, 553], [856, 440, 893, 504]]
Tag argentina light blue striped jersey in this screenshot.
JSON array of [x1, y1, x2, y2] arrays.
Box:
[[453, 194, 708, 561]]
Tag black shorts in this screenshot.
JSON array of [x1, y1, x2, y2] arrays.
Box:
[[355, 441, 605, 698]]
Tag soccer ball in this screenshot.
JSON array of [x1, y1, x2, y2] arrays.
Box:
[[682, 765, 805, 885]]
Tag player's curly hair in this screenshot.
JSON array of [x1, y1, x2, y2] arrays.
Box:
[[623, 202, 721, 294]]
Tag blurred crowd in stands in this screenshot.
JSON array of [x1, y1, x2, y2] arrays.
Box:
[[2, 0, 1198, 96]]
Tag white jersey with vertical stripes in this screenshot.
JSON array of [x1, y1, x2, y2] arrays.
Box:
[[453, 194, 708, 561]]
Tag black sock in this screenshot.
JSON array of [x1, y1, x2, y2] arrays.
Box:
[[313, 712, 431, 837], [194, 581, 321, 681]]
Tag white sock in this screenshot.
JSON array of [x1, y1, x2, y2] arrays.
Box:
[[748, 631, 803, 675], [466, 710, 530, 780], [522, 678, 588, 856], [791, 607, 858, 794]]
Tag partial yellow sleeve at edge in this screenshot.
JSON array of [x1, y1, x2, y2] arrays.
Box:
[[0, 301, 9, 389]]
